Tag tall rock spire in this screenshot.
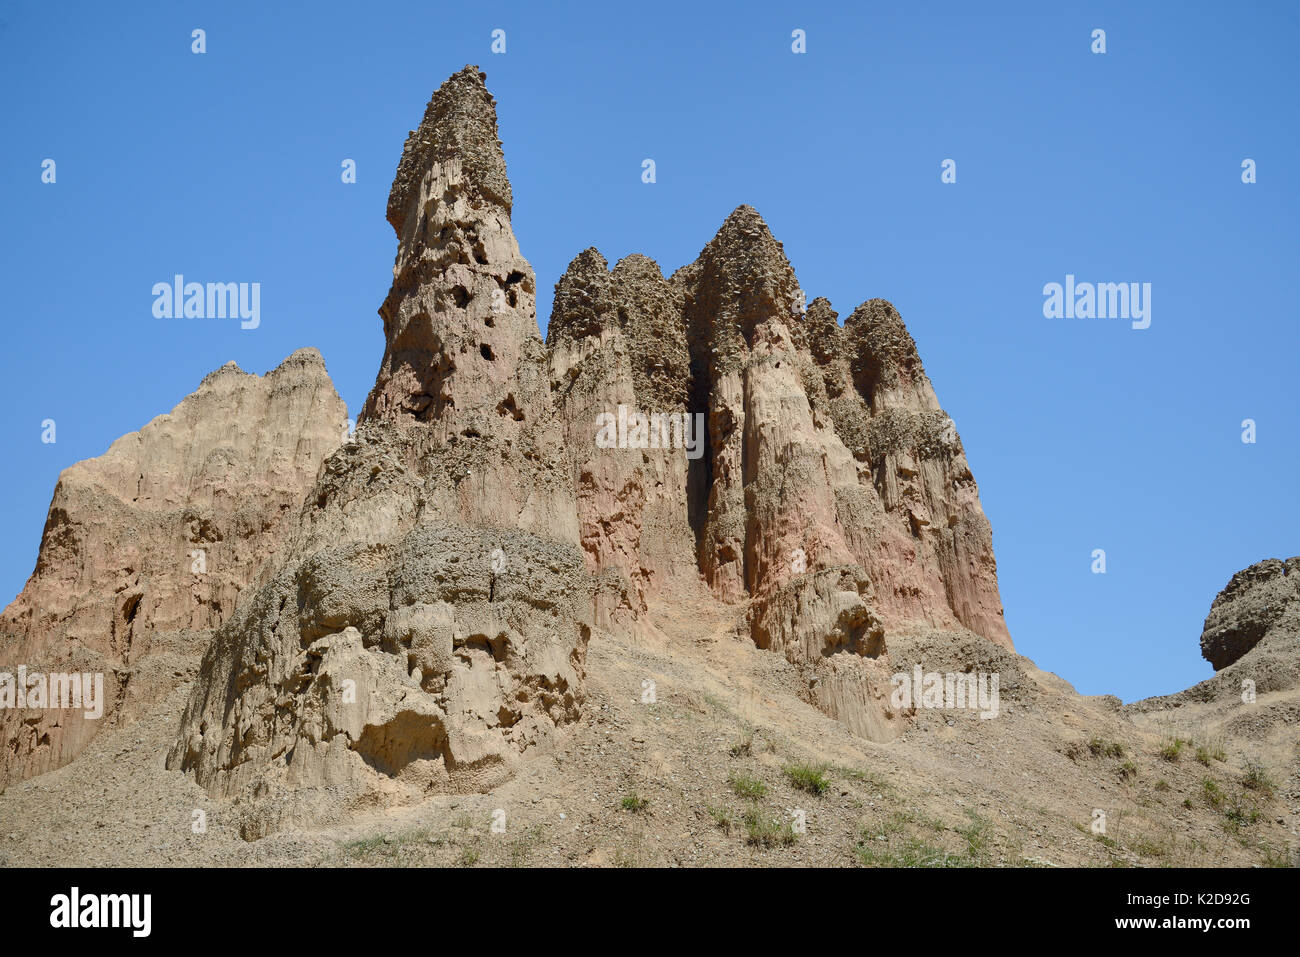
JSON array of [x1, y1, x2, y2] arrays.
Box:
[[166, 70, 597, 837], [362, 66, 544, 444]]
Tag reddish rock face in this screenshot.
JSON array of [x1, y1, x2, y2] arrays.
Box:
[[549, 207, 1012, 654], [548, 202, 1013, 741], [0, 350, 348, 786]]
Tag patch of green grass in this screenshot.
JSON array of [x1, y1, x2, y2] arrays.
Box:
[[1242, 761, 1276, 798], [341, 826, 437, 857], [705, 804, 735, 834], [1223, 795, 1259, 831], [957, 813, 993, 864], [1158, 738, 1188, 762], [1202, 778, 1224, 809], [856, 813, 975, 868], [727, 771, 768, 800], [619, 792, 650, 813], [341, 835, 387, 856], [782, 761, 831, 795], [742, 805, 797, 847], [855, 831, 968, 867], [1153, 779, 1171, 792], [1116, 760, 1138, 781], [1202, 738, 1228, 762], [1089, 738, 1126, 758], [833, 766, 892, 792], [1260, 843, 1295, 868], [1127, 831, 1172, 858]]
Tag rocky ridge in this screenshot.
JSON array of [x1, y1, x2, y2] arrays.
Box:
[[0, 350, 347, 787]]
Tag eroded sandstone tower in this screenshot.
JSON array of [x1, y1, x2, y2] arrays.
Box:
[[128, 64, 1003, 834]]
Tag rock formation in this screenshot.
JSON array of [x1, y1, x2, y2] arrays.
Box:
[[0, 349, 347, 786], [30, 64, 1010, 835], [546, 206, 1013, 739], [166, 67, 604, 837], [1125, 558, 1300, 810], [1200, 557, 1300, 671]]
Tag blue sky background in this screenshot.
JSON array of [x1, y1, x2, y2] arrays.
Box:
[[2, 1, 1295, 702]]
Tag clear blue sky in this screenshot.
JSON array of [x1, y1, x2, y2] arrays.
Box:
[[2, 1, 1296, 702]]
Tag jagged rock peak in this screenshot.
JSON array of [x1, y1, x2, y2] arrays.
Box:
[[699, 204, 793, 273], [548, 247, 616, 341], [845, 298, 925, 398], [197, 348, 331, 390], [677, 204, 803, 373], [802, 296, 845, 364], [386, 64, 512, 235]]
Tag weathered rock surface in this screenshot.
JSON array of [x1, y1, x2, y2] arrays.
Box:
[[0, 349, 347, 786], [547, 204, 1013, 741], [167, 67, 604, 834], [59, 64, 1011, 833], [1200, 557, 1300, 671]]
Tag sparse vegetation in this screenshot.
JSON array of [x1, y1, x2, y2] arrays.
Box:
[[1158, 738, 1187, 762], [1127, 830, 1174, 859], [705, 804, 735, 833], [1260, 843, 1295, 868], [507, 824, 545, 866], [1116, 759, 1138, 781], [833, 766, 892, 792], [728, 727, 754, 757], [782, 761, 831, 795], [856, 813, 976, 868], [619, 792, 650, 813], [742, 805, 797, 847], [1089, 737, 1126, 758], [1242, 761, 1276, 798], [457, 846, 480, 867], [727, 771, 767, 800], [957, 813, 993, 864], [1224, 794, 1260, 830], [612, 848, 638, 868]]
